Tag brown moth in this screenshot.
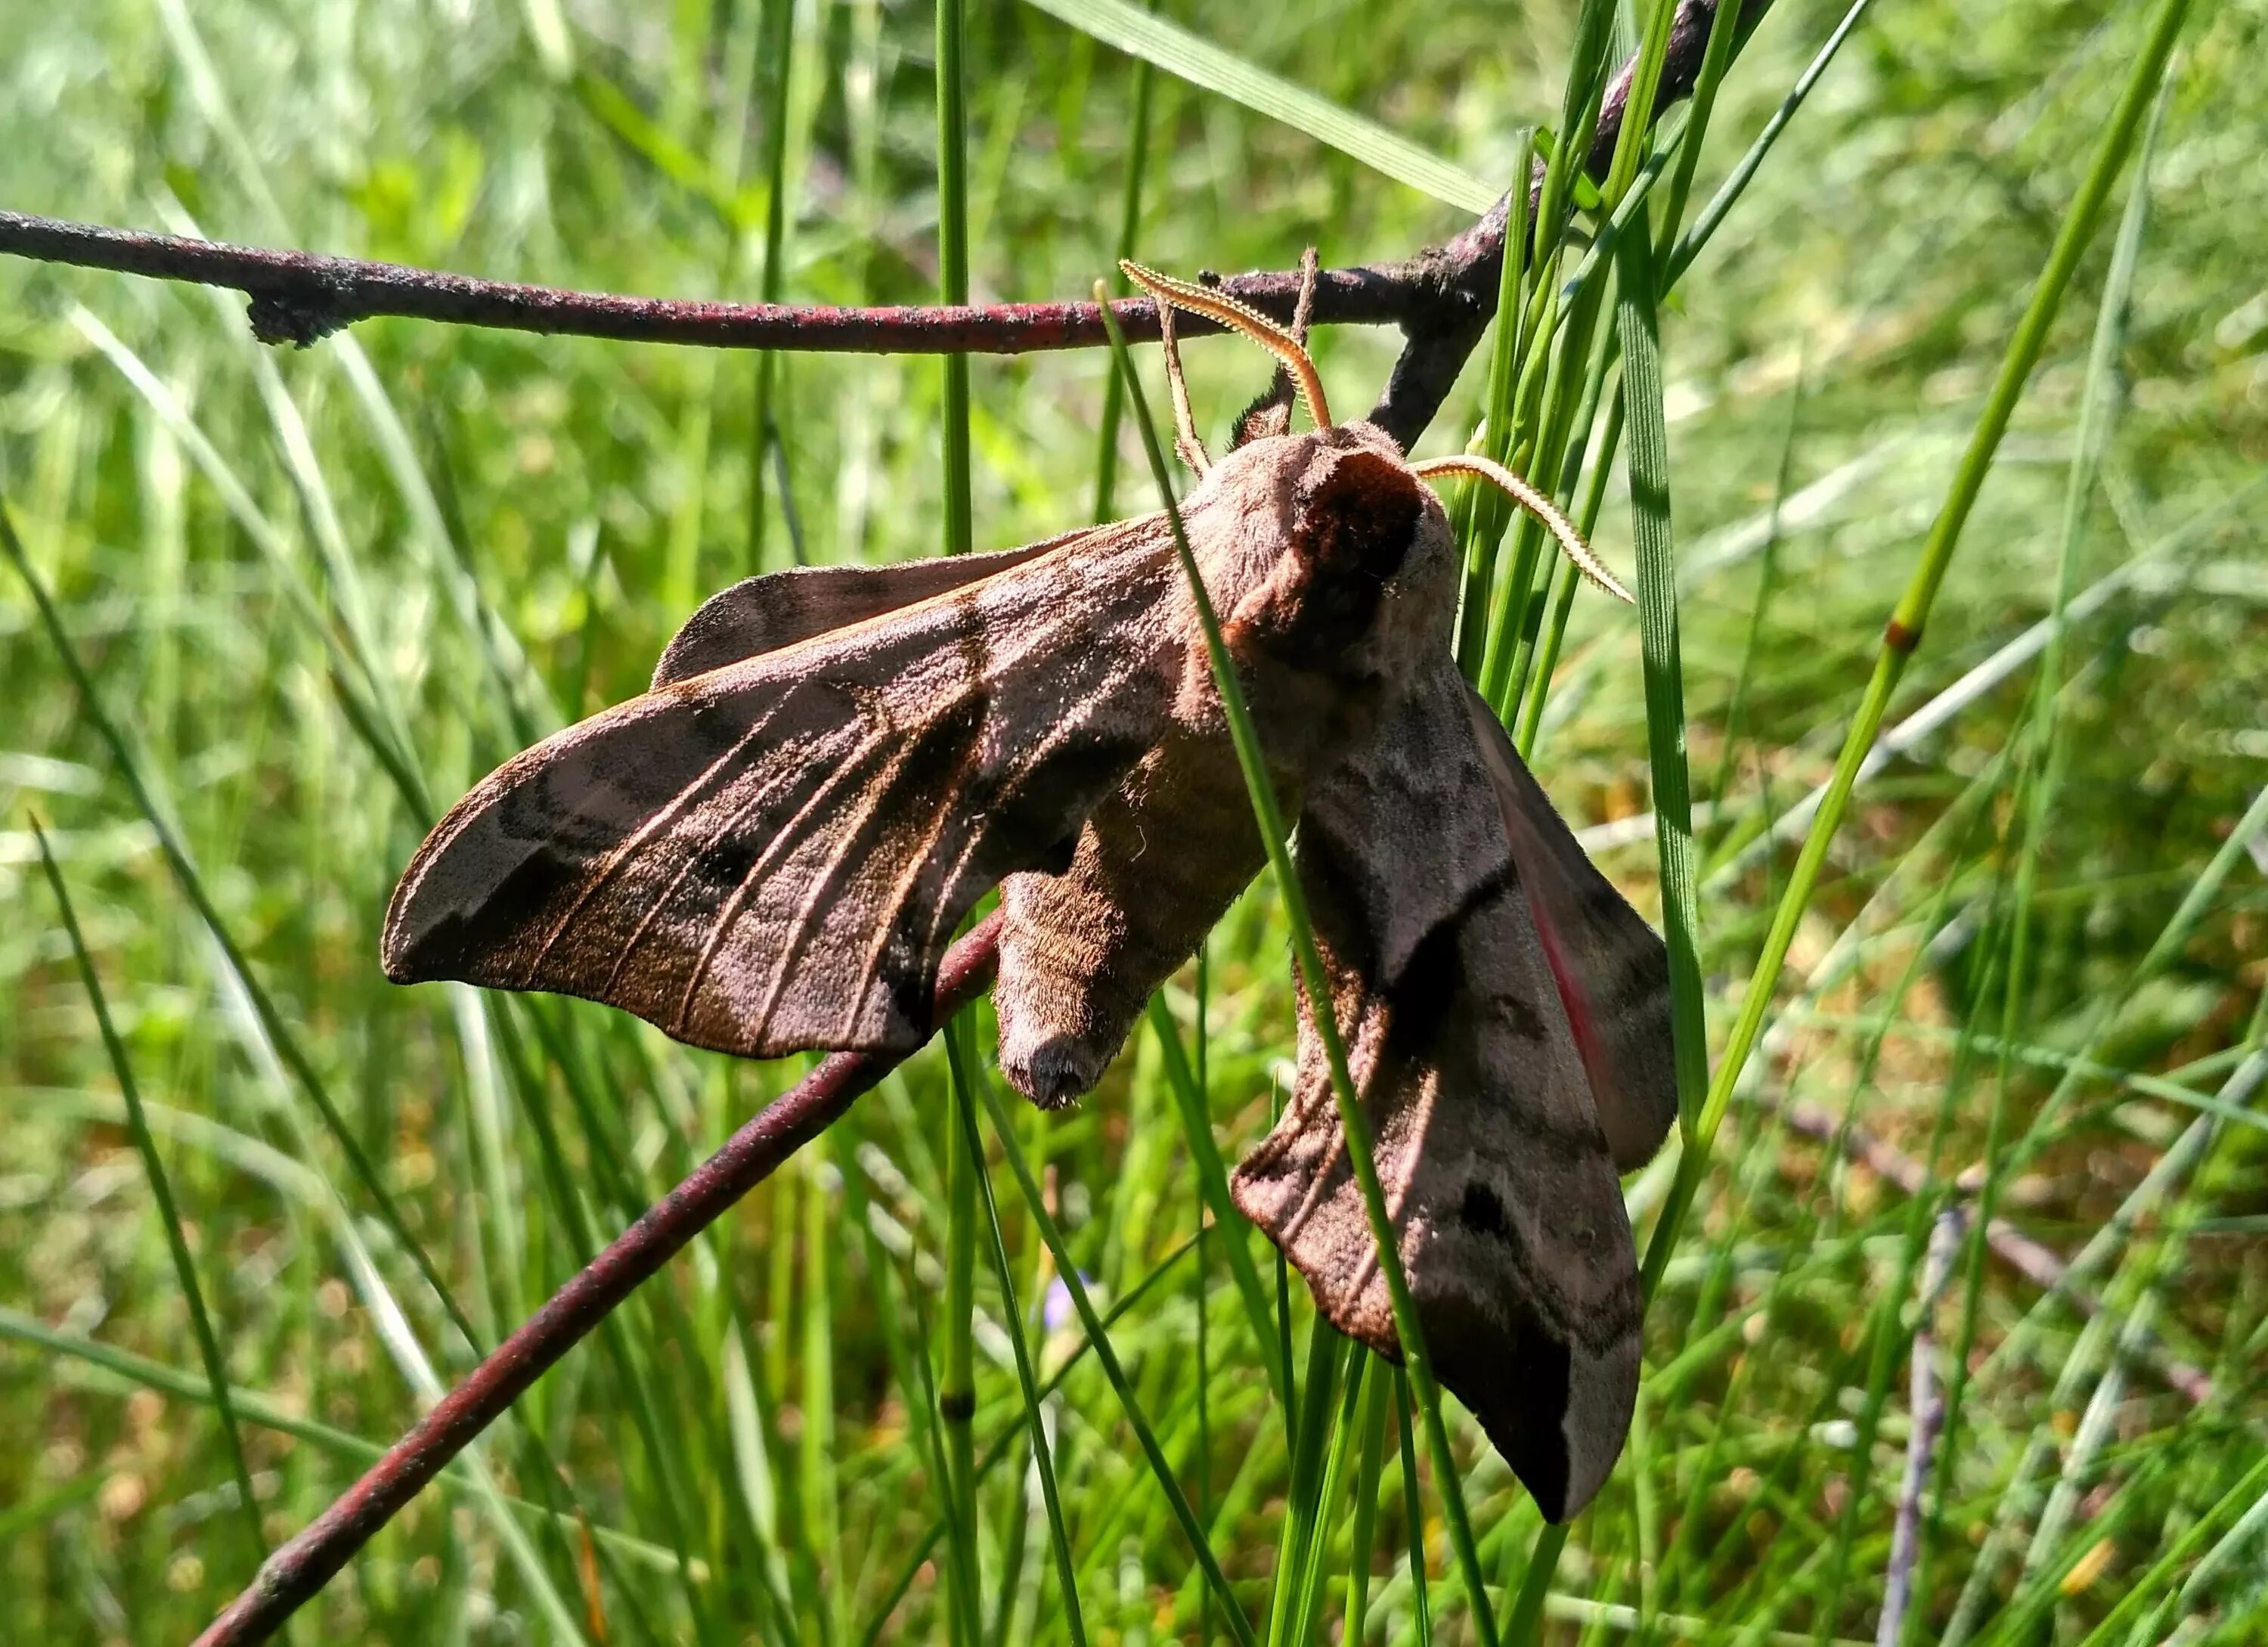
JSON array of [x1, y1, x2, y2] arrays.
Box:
[[381, 259, 1675, 1521]]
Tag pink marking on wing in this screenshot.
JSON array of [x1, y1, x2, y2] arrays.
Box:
[[1524, 889, 1611, 1098]]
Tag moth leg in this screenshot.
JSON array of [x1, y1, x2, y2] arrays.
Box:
[[1232, 245, 1321, 448], [1158, 302, 1213, 477], [1291, 243, 1320, 343]]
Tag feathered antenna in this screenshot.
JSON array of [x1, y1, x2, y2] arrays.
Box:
[[1120, 259, 1333, 433], [1409, 454, 1634, 604]]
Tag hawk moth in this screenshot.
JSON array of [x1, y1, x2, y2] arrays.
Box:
[[382, 261, 1675, 1521]]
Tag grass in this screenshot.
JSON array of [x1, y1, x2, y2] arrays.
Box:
[[4, 0, 2267, 1642]]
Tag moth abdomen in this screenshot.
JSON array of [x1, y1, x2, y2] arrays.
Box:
[[995, 723, 1281, 1109]]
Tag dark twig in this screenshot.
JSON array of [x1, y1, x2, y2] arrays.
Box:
[[192, 917, 1004, 1647], [0, 205, 1429, 352]]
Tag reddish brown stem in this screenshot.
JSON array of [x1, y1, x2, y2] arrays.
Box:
[[191, 917, 1003, 1647], [0, 206, 1419, 351]]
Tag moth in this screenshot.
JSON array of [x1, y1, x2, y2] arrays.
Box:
[[382, 259, 1676, 1521]]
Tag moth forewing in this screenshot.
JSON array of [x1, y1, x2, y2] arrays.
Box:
[[380, 512, 1190, 1059], [649, 531, 1092, 687]]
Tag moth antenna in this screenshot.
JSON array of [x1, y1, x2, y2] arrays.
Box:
[[1120, 259, 1333, 431], [1230, 245, 1321, 449], [1158, 303, 1213, 476], [1409, 456, 1635, 605]]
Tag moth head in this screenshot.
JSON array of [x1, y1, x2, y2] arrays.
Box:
[[1289, 423, 1430, 588], [1201, 422, 1452, 675]]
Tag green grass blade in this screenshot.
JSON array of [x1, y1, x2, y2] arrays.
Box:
[[745, 0, 799, 572], [1511, 384, 1623, 758], [972, 1069, 1259, 1647], [1287, 1351, 1369, 1647], [1532, 0, 1619, 253], [1341, 1363, 1391, 1645], [1654, 0, 1746, 249], [1092, 0, 1160, 523], [1611, 215, 1709, 1131], [2165, 1454, 2268, 1618], [30, 823, 266, 1556], [1145, 996, 1292, 1415], [1456, 132, 1537, 681], [1021, 0, 1496, 212], [935, 0, 984, 1633], [943, 1020, 985, 1647], [1268, 1317, 1348, 1645], [937, 0, 974, 548], [1662, 0, 1880, 288], [1392, 1372, 1433, 1647], [946, 1022, 1089, 1647], [1477, 278, 1616, 716], [1597, 0, 1681, 209]]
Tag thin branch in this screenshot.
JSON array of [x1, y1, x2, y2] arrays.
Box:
[[192, 917, 1003, 1647], [0, 206, 1431, 352]]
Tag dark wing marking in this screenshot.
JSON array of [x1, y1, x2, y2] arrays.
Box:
[[653, 524, 1146, 687], [1230, 662, 1645, 1521], [1461, 684, 1677, 1173], [385, 516, 1179, 1059]]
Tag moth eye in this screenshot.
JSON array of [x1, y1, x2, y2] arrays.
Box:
[[1458, 1180, 1513, 1241]]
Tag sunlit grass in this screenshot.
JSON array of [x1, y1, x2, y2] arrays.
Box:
[[4, 0, 2266, 1642]]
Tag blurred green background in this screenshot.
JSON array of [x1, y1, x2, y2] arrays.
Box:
[[3, 0, 2265, 1641]]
